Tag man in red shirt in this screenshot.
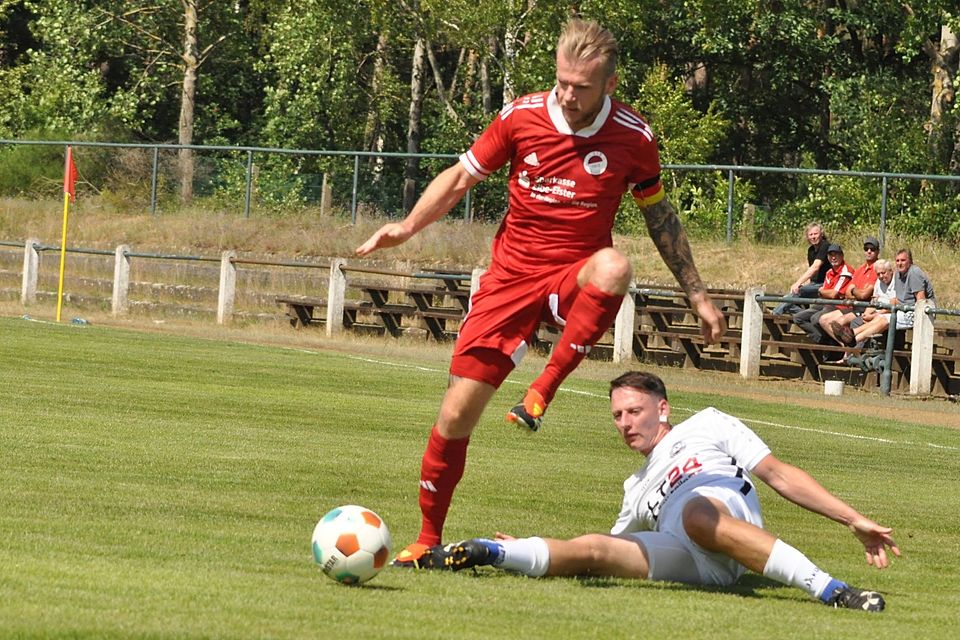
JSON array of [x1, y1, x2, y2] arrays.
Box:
[[356, 18, 725, 567], [817, 236, 880, 345], [792, 244, 854, 346]]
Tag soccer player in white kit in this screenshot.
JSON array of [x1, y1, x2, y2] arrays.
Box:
[[422, 371, 899, 612]]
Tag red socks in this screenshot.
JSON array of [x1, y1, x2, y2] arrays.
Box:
[[532, 282, 624, 405], [413, 284, 622, 546], [416, 425, 469, 546]]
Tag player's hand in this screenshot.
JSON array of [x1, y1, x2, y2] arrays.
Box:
[[355, 222, 412, 257], [692, 298, 726, 345], [790, 283, 801, 295], [848, 516, 900, 569], [493, 531, 517, 541]]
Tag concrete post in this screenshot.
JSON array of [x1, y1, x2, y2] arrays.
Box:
[[613, 287, 636, 363], [111, 245, 131, 315], [469, 268, 485, 311], [326, 258, 347, 336], [909, 300, 934, 395], [21, 238, 40, 305], [739, 286, 765, 379], [320, 173, 333, 216], [216, 250, 237, 325]]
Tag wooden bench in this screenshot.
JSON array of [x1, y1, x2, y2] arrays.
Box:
[[353, 280, 469, 306], [278, 280, 960, 394], [279, 279, 469, 340], [276, 295, 372, 329], [351, 281, 467, 340]]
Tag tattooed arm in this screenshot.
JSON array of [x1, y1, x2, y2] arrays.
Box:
[[642, 198, 726, 344]]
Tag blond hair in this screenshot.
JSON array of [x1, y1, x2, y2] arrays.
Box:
[[557, 18, 618, 77]]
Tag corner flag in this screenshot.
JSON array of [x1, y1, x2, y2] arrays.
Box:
[[56, 146, 78, 321], [64, 146, 78, 202]]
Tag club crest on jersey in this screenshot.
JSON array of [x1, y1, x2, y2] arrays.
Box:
[[670, 441, 686, 457], [583, 151, 608, 176], [523, 152, 540, 167]]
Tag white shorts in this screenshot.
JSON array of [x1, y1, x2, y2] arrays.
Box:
[[621, 479, 763, 586]]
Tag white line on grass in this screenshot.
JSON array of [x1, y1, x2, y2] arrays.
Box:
[[338, 353, 960, 452]]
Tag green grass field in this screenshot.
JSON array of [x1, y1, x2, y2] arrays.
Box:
[[2, 316, 959, 638]]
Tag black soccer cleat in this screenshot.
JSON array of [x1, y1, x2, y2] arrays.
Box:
[[420, 539, 497, 571], [506, 388, 546, 432], [823, 584, 885, 612]]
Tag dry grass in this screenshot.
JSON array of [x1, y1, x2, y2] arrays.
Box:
[[1, 196, 957, 306]]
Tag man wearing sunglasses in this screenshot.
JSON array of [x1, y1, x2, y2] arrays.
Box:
[[819, 236, 880, 349]]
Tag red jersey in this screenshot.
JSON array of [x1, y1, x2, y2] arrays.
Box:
[[460, 89, 664, 274], [837, 260, 877, 310], [850, 261, 878, 293], [822, 262, 854, 296]]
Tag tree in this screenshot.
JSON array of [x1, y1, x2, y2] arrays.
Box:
[[95, 1, 233, 203]]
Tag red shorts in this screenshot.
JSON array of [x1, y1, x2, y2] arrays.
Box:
[[449, 259, 589, 388]]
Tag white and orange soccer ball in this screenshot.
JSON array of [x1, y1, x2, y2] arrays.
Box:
[[311, 505, 392, 585]]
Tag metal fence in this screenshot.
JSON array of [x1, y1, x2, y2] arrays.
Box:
[[3, 139, 960, 245]]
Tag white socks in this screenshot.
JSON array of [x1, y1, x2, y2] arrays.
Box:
[[494, 537, 551, 577], [762, 538, 835, 599]]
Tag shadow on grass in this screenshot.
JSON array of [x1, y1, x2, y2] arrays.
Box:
[[339, 582, 404, 592], [573, 572, 791, 600], [438, 566, 787, 600]]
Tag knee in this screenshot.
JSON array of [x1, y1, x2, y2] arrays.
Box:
[[682, 497, 722, 547], [435, 389, 486, 438], [590, 248, 633, 291], [573, 533, 616, 564], [437, 402, 469, 430]]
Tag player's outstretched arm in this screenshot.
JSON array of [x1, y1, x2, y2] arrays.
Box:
[[355, 163, 480, 257], [640, 198, 726, 343], [753, 454, 900, 568]]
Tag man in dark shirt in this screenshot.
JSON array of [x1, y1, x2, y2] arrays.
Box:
[[773, 222, 830, 315]]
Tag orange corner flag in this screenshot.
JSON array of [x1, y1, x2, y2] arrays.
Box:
[[64, 146, 78, 202]]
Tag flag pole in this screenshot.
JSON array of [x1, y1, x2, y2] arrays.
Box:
[[55, 146, 75, 322]]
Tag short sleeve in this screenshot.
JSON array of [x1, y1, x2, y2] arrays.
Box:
[[459, 107, 515, 180], [627, 128, 665, 208]]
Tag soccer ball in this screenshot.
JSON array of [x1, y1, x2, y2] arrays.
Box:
[[311, 505, 392, 585]]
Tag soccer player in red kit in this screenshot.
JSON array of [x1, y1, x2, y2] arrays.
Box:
[[356, 18, 726, 566]]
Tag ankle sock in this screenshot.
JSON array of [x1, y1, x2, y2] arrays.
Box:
[[491, 537, 551, 577], [762, 539, 836, 600]]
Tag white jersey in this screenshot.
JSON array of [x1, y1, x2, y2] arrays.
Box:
[[611, 408, 771, 535]]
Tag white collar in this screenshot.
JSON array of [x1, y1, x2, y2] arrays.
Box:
[[546, 87, 611, 137]]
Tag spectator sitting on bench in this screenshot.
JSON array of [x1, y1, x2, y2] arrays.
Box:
[[835, 251, 936, 348], [891, 248, 936, 331], [819, 236, 880, 346], [792, 244, 853, 350], [773, 222, 831, 315], [832, 259, 894, 349]]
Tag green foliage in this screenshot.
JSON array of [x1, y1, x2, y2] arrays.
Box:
[[0, 136, 66, 196], [258, 0, 379, 151], [750, 66, 960, 240], [826, 72, 933, 174], [616, 65, 732, 237], [758, 172, 882, 240], [2, 0, 959, 239], [0, 49, 114, 136], [634, 64, 729, 166], [0, 1, 266, 142]]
